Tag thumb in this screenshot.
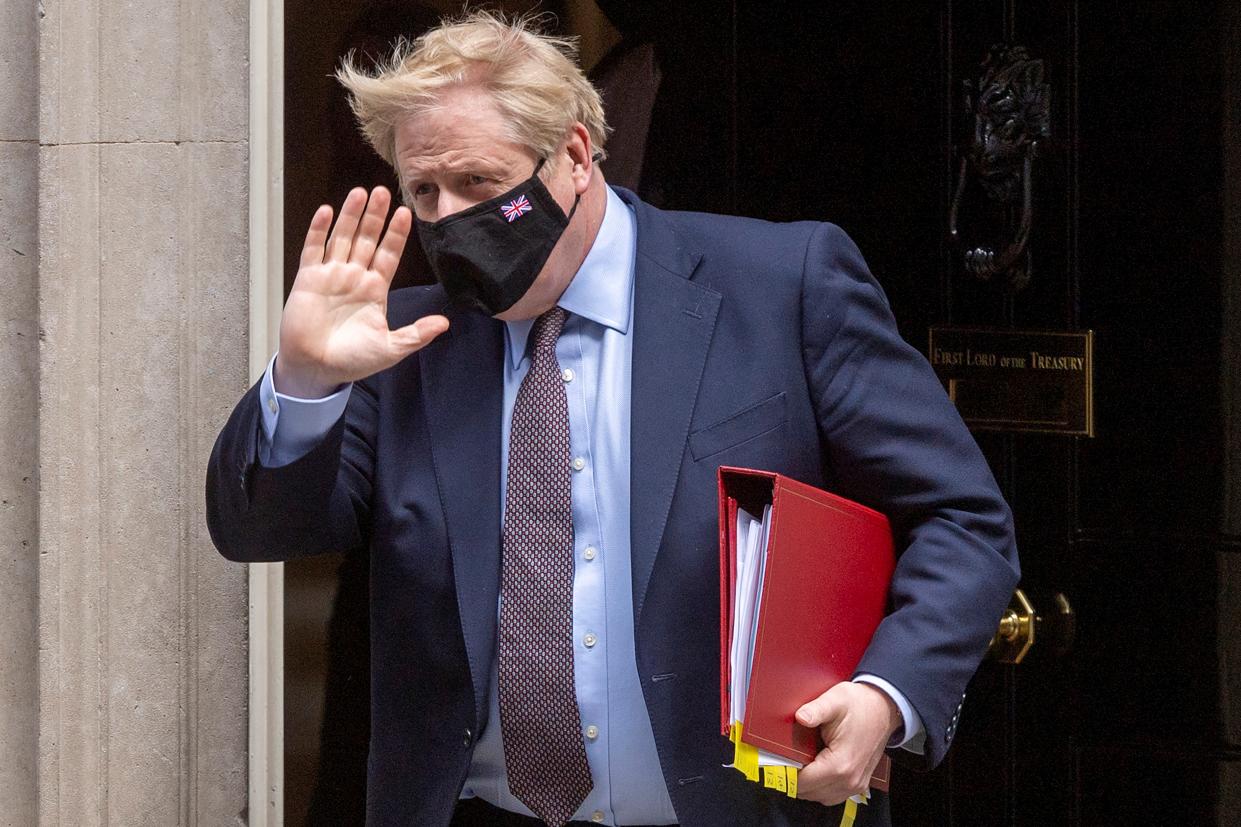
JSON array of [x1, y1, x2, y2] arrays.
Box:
[[390, 314, 450, 355], [796, 691, 846, 729]]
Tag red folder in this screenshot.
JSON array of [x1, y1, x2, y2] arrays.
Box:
[[718, 466, 896, 777]]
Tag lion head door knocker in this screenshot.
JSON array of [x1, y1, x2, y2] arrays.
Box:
[[949, 44, 1051, 291]]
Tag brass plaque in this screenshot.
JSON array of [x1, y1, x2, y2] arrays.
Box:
[[928, 326, 1094, 436]]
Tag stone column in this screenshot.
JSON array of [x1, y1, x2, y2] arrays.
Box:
[[1, 0, 41, 823], [32, 1, 252, 824]]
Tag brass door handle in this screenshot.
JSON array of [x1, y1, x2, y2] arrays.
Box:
[[989, 589, 1075, 664], [990, 588, 1036, 664]]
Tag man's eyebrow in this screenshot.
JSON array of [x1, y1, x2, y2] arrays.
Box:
[[403, 158, 508, 181]]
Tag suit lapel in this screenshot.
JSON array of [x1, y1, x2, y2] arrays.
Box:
[[621, 190, 721, 627], [419, 307, 504, 721]]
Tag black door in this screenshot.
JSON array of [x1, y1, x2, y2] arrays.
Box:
[[620, 1, 1239, 824], [613, 1, 1239, 824]]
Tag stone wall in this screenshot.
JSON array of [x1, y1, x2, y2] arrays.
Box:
[[0, 1, 253, 823], [0, 0, 40, 822]]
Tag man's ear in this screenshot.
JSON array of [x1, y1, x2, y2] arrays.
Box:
[[564, 122, 594, 195]]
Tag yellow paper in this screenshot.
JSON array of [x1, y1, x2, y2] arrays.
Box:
[[728, 722, 760, 781], [839, 798, 858, 827], [785, 766, 798, 798], [762, 766, 787, 792], [734, 738, 760, 782]]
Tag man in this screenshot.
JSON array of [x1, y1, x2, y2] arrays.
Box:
[[206, 12, 1019, 827]]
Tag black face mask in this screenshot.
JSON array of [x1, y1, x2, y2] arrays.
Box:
[[414, 159, 580, 316]]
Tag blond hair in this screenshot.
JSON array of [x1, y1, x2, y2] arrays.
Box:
[[336, 10, 610, 179]]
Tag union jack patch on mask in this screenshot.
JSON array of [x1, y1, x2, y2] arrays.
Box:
[[500, 194, 533, 222]]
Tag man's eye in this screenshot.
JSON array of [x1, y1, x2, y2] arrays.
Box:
[[412, 183, 434, 197], [466, 175, 488, 186]]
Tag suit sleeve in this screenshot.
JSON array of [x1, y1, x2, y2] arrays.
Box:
[[204, 370, 378, 563], [799, 222, 1020, 769]]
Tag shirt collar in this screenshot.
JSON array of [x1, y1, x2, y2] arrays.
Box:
[[505, 186, 636, 370]]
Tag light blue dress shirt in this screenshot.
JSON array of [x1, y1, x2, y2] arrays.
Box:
[[257, 187, 924, 824]]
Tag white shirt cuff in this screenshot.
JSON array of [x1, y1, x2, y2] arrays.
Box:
[[853, 673, 927, 755], [259, 353, 352, 467]]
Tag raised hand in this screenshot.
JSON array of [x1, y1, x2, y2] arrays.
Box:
[[274, 186, 449, 398]]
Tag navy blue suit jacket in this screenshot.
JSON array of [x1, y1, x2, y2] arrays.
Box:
[[207, 188, 1019, 826]]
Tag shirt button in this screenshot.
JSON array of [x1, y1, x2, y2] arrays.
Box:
[[591, 812, 605, 823], [463, 728, 472, 746], [267, 397, 278, 414], [562, 368, 575, 383], [583, 632, 598, 648], [583, 546, 597, 561], [585, 724, 599, 740], [572, 457, 586, 472]]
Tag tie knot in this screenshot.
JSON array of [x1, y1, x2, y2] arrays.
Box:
[[531, 306, 567, 358]]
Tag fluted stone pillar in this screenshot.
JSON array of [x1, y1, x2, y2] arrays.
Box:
[[0, 0, 41, 824], [22, 1, 253, 823]]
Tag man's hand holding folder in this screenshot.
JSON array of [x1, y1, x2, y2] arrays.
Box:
[[794, 681, 901, 806], [718, 466, 901, 813]]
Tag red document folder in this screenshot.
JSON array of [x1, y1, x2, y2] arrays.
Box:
[[718, 466, 896, 776]]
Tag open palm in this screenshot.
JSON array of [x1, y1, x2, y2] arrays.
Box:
[[275, 186, 449, 398]]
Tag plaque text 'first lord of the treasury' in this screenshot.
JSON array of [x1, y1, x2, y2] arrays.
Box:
[[928, 326, 1095, 436]]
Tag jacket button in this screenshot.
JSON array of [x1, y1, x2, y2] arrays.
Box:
[[463, 728, 473, 746]]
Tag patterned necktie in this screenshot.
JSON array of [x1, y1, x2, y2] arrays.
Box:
[[498, 306, 593, 827]]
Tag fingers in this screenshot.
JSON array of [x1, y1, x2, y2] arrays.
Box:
[[796, 733, 878, 805], [302, 187, 402, 272], [796, 693, 845, 731], [348, 186, 392, 269], [389, 315, 450, 357], [372, 205, 413, 284], [796, 750, 871, 806], [325, 187, 368, 262], [300, 204, 334, 267]]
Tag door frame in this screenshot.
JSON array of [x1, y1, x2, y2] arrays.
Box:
[[248, 0, 286, 823]]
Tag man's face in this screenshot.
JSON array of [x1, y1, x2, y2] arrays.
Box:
[[392, 84, 585, 320]]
